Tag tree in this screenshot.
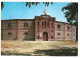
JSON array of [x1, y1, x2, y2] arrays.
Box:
[[26, 2, 53, 8], [1, 2, 53, 10], [1, 2, 4, 10], [62, 3, 78, 41], [62, 3, 78, 26]]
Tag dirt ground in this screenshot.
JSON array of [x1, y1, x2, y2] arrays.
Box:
[[1, 40, 78, 56]]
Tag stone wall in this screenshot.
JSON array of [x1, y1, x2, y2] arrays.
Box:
[[55, 22, 76, 41], [1, 20, 17, 40], [18, 20, 35, 41], [1, 18, 76, 41], [1, 20, 35, 40], [72, 26, 76, 41], [65, 24, 72, 40], [55, 22, 64, 40]]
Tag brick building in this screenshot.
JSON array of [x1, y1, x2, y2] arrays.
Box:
[[1, 14, 76, 41]]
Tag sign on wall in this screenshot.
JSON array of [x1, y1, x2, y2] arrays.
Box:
[[40, 33, 43, 37]]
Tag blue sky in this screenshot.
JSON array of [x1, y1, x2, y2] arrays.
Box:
[[1, 2, 70, 22]]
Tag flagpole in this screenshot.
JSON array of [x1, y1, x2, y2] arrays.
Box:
[[45, 9, 46, 14], [10, 16, 11, 20]]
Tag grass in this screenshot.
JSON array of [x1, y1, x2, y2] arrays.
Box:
[[1, 47, 78, 56], [1, 51, 31, 56], [33, 47, 78, 56], [1, 40, 78, 56]]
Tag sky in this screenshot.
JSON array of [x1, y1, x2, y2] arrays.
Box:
[[1, 2, 70, 22]]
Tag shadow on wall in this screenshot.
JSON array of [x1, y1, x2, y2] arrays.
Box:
[[23, 21, 35, 41]]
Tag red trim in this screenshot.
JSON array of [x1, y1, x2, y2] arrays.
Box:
[[54, 22, 55, 40], [35, 20, 38, 40], [16, 20, 18, 39], [64, 24, 65, 40]]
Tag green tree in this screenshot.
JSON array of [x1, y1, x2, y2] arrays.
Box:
[[1, 2, 53, 10], [62, 3, 78, 26], [1, 2, 4, 10], [26, 2, 53, 8]]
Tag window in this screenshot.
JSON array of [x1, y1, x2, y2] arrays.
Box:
[[57, 24, 60, 28], [8, 32, 11, 35], [42, 22, 43, 26], [67, 26, 70, 31], [51, 36, 53, 39], [24, 32, 28, 35], [24, 23, 28, 27], [42, 22, 43, 28], [38, 35, 39, 39], [58, 33, 60, 35], [67, 26, 69, 29], [57, 24, 61, 30], [68, 34, 69, 36], [45, 22, 46, 25], [8, 23, 12, 29], [48, 22, 49, 28], [52, 22, 53, 28], [73, 34, 75, 36], [38, 21, 39, 26], [73, 28, 75, 32]]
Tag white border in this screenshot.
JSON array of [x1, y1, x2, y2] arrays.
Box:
[[0, 0, 79, 2], [0, 0, 79, 58]]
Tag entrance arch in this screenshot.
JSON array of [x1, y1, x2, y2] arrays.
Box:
[[43, 32, 48, 41]]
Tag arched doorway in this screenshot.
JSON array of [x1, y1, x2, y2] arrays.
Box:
[[43, 32, 48, 41]]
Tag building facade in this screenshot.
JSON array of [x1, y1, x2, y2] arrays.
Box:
[[1, 14, 76, 41]]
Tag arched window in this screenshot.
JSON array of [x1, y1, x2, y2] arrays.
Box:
[[45, 21, 46, 25], [48, 22, 49, 28], [42, 22, 43, 26]]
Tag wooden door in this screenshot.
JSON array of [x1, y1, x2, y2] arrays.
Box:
[[43, 33, 48, 41]]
